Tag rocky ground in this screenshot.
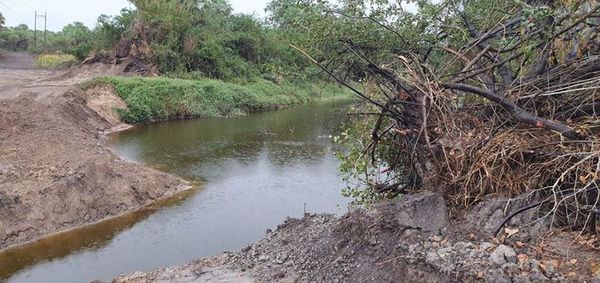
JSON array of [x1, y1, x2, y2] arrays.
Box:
[[114, 193, 600, 282], [0, 52, 190, 250]]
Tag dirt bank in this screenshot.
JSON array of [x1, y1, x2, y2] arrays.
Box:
[[115, 193, 600, 282], [0, 52, 189, 250]]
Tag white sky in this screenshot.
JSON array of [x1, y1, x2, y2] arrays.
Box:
[[1, 0, 270, 31]]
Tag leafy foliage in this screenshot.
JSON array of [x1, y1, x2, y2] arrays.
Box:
[[0, 13, 5, 31], [122, 0, 312, 81], [86, 76, 352, 123]]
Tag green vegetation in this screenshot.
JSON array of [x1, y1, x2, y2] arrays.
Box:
[[0, 13, 5, 31], [0, 8, 133, 57], [86, 76, 352, 123], [36, 53, 78, 69]]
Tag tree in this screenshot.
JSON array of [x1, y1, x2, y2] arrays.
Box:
[[62, 22, 92, 47], [0, 12, 5, 31], [59, 22, 92, 59], [94, 8, 135, 50]]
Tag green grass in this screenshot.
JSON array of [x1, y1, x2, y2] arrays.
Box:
[[36, 53, 78, 69], [84, 76, 353, 123]]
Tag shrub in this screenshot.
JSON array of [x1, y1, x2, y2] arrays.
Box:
[[85, 76, 353, 123], [36, 53, 78, 69]]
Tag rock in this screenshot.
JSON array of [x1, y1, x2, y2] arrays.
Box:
[[491, 245, 517, 265], [389, 191, 449, 232], [437, 247, 453, 259], [541, 261, 555, 277], [528, 259, 541, 271], [501, 263, 519, 275], [453, 242, 472, 250], [480, 242, 494, 251], [484, 269, 511, 283], [425, 251, 441, 265], [258, 255, 269, 262]]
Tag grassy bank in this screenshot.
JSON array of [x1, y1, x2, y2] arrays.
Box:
[[85, 77, 353, 123]]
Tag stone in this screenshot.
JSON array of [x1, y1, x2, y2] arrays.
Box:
[[425, 251, 441, 265], [528, 259, 541, 271], [437, 247, 453, 259], [480, 242, 494, 251], [390, 191, 449, 232], [491, 245, 517, 265], [484, 269, 511, 283], [541, 261, 555, 277], [502, 263, 520, 275]]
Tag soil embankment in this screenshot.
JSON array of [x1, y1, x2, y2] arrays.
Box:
[[0, 52, 189, 250]]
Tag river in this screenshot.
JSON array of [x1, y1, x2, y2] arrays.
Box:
[[1, 100, 352, 282]]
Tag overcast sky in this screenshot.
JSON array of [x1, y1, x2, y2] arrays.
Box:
[[1, 0, 270, 31]]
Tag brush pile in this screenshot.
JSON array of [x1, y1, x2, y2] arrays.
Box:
[[335, 1, 600, 234]]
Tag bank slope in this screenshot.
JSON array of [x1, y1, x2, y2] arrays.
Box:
[[85, 77, 353, 123]]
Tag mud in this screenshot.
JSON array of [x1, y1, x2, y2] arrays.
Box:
[[0, 52, 189, 250]]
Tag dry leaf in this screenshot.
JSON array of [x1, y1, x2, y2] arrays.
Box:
[[580, 175, 589, 184], [476, 271, 485, 279], [565, 271, 576, 277], [517, 254, 529, 264], [570, 259, 578, 265], [505, 227, 519, 238], [515, 241, 525, 248], [591, 263, 600, 276], [551, 259, 560, 268]]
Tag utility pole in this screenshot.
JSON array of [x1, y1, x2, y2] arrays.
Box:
[[33, 11, 37, 48], [44, 12, 47, 50], [33, 11, 47, 50]]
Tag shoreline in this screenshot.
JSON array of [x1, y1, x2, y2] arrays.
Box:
[[0, 61, 354, 280]]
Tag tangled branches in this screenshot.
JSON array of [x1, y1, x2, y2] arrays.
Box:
[[313, 1, 600, 234]]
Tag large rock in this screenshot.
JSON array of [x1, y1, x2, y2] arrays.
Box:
[[379, 191, 449, 232], [490, 244, 517, 265]]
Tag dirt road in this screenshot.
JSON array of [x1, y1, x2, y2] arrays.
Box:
[[0, 52, 189, 250], [0, 53, 59, 100]]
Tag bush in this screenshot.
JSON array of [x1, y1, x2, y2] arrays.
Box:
[[36, 53, 78, 69], [84, 76, 353, 123]]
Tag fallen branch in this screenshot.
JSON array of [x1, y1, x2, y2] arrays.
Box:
[[441, 82, 581, 140]]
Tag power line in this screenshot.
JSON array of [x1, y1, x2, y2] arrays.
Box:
[[8, 0, 35, 13], [0, 0, 31, 25], [3, 0, 32, 17], [0, 0, 29, 20]]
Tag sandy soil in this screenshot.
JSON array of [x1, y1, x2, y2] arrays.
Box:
[[0, 52, 189, 250]]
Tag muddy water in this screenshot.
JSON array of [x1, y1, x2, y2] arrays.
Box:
[[3, 101, 352, 282]]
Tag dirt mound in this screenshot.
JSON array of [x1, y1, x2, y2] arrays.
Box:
[[84, 83, 128, 125], [0, 69, 189, 250]]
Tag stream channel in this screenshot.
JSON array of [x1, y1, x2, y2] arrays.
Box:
[[1, 100, 352, 282]]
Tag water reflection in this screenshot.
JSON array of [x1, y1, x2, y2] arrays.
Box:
[[0, 190, 196, 281]]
